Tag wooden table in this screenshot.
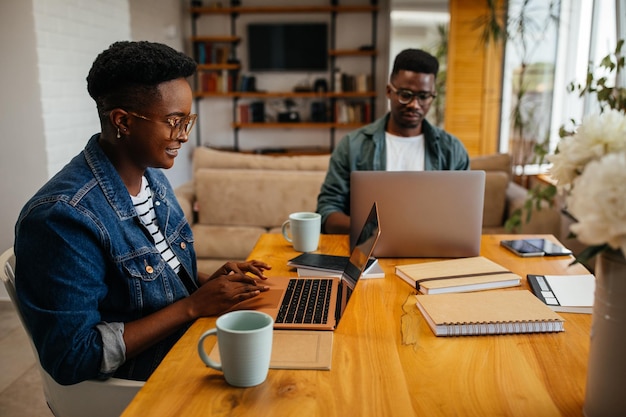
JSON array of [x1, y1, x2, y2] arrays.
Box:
[[121, 234, 592, 417]]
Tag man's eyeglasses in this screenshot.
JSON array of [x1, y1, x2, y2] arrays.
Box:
[[128, 111, 197, 140], [388, 84, 437, 106]]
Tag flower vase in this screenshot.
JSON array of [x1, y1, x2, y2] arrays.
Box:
[[583, 248, 626, 417]]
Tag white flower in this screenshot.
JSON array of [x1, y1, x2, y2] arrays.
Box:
[[567, 152, 626, 255], [548, 109, 626, 256], [549, 109, 626, 188]]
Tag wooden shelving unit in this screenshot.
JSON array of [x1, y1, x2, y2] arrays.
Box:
[[190, 2, 378, 151]]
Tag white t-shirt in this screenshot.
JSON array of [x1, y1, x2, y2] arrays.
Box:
[[385, 131, 425, 171]]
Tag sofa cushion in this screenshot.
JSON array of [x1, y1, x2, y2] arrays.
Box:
[[482, 172, 509, 227], [195, 168, 326, 228], [192, 224, 266, 259], [469, 153, 512, 228], [193, 147, 330, 172], [470, 153, 512, 181]]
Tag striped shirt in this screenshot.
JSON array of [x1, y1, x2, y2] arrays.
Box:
[[131, 176, 181, 273]]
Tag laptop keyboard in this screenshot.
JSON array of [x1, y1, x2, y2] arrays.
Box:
[[276, 278, 333, 324]]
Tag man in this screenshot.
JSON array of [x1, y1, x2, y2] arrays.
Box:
[[316, 48, 469, 234]]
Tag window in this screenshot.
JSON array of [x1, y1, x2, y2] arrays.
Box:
[[500, 0, 625, 171]]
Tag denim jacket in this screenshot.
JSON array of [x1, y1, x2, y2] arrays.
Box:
[[14, 134, 198, 384], [316, 114, 470, 227]]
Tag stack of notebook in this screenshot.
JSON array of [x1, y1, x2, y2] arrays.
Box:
[[395, 257, 565, 337]]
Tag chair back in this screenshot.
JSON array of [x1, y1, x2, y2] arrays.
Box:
[[1, 247, 143, 417]]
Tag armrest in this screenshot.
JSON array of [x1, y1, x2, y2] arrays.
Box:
[[506, 182, 561, 236], [174, 181, 195, 224]]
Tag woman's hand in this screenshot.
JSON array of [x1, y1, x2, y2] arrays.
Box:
[[199, 260, 271, 285], [191, 260, 272, 317]]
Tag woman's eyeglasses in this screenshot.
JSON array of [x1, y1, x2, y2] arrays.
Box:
[[128, 111, 197, 140], [388, 84, 437, 106]]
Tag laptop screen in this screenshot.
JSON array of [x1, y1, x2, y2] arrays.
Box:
[[336, 202, 381, 324], [342, 201, 380, 288]]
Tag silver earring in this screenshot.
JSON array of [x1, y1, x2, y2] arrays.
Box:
[[116, 128, 121, 139]]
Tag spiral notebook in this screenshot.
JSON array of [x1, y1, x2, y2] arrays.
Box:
[[416, 290, 565, 336]]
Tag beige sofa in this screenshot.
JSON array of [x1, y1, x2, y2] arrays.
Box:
[[175, 148, 560, 272]]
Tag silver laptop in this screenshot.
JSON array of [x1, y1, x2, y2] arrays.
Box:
[[232, 202, 381, 330], [350, 171, 485, 258]]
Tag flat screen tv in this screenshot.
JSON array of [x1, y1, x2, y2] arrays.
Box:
[[247, 23, 328, 72]]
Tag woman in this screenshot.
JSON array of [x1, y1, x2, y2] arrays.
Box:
[[14, 41, 270, 384]]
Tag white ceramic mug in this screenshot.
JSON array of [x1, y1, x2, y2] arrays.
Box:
[[281, 212, 321, 252], [197, 310, 273, 387]]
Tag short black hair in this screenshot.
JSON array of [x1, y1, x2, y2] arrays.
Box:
[[87, 41, 197, 113], [390, 49, 439, 79]]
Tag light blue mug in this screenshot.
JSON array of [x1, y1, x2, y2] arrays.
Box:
[[197, 310, 274, 387], [281, 212, 321, 252]]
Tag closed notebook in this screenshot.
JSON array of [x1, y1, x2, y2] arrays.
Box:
[[395, 256, 521, 294], [527, 274, 595, 314], [416, 290, 565, 336]]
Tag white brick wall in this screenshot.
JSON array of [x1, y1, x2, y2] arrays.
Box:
[[33, 0, 131, 177]]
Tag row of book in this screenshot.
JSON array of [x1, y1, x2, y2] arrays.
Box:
[[199, 70, 238, 93], [198, 70, 377, 95], [236, 102, 265, 123], [198, 71, 258, 93], [334, 100, 372, 124], [197, 68, 373, 94], [195, 42, 231, 65], [334, 72, 371, 93], [235, 100, 373, 124]]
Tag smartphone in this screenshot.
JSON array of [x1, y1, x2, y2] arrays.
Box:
[[500, 239, 572, 257], [522, 238, 573, 256], [500, 239, 545, 257]]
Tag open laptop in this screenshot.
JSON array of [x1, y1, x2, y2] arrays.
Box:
[[350, 171, 485, 258], [233, 202, 381, 330]]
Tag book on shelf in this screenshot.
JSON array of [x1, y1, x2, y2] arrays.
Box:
[[237, 103, 250, 123], [332, 71, 372, 94], [395, 256, 521, 294], [194, 42, 229, 65], [297, 261, 384, 279], [237, 74, 256, 92], [334, 101, 372, 124], [287, 253, 379, 276], [416, 290, 565, 337], [333, 69, 342, 92], [355, 73, 371, 92], [200, 70, 232, 93], [527, 274, 596, 314]]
